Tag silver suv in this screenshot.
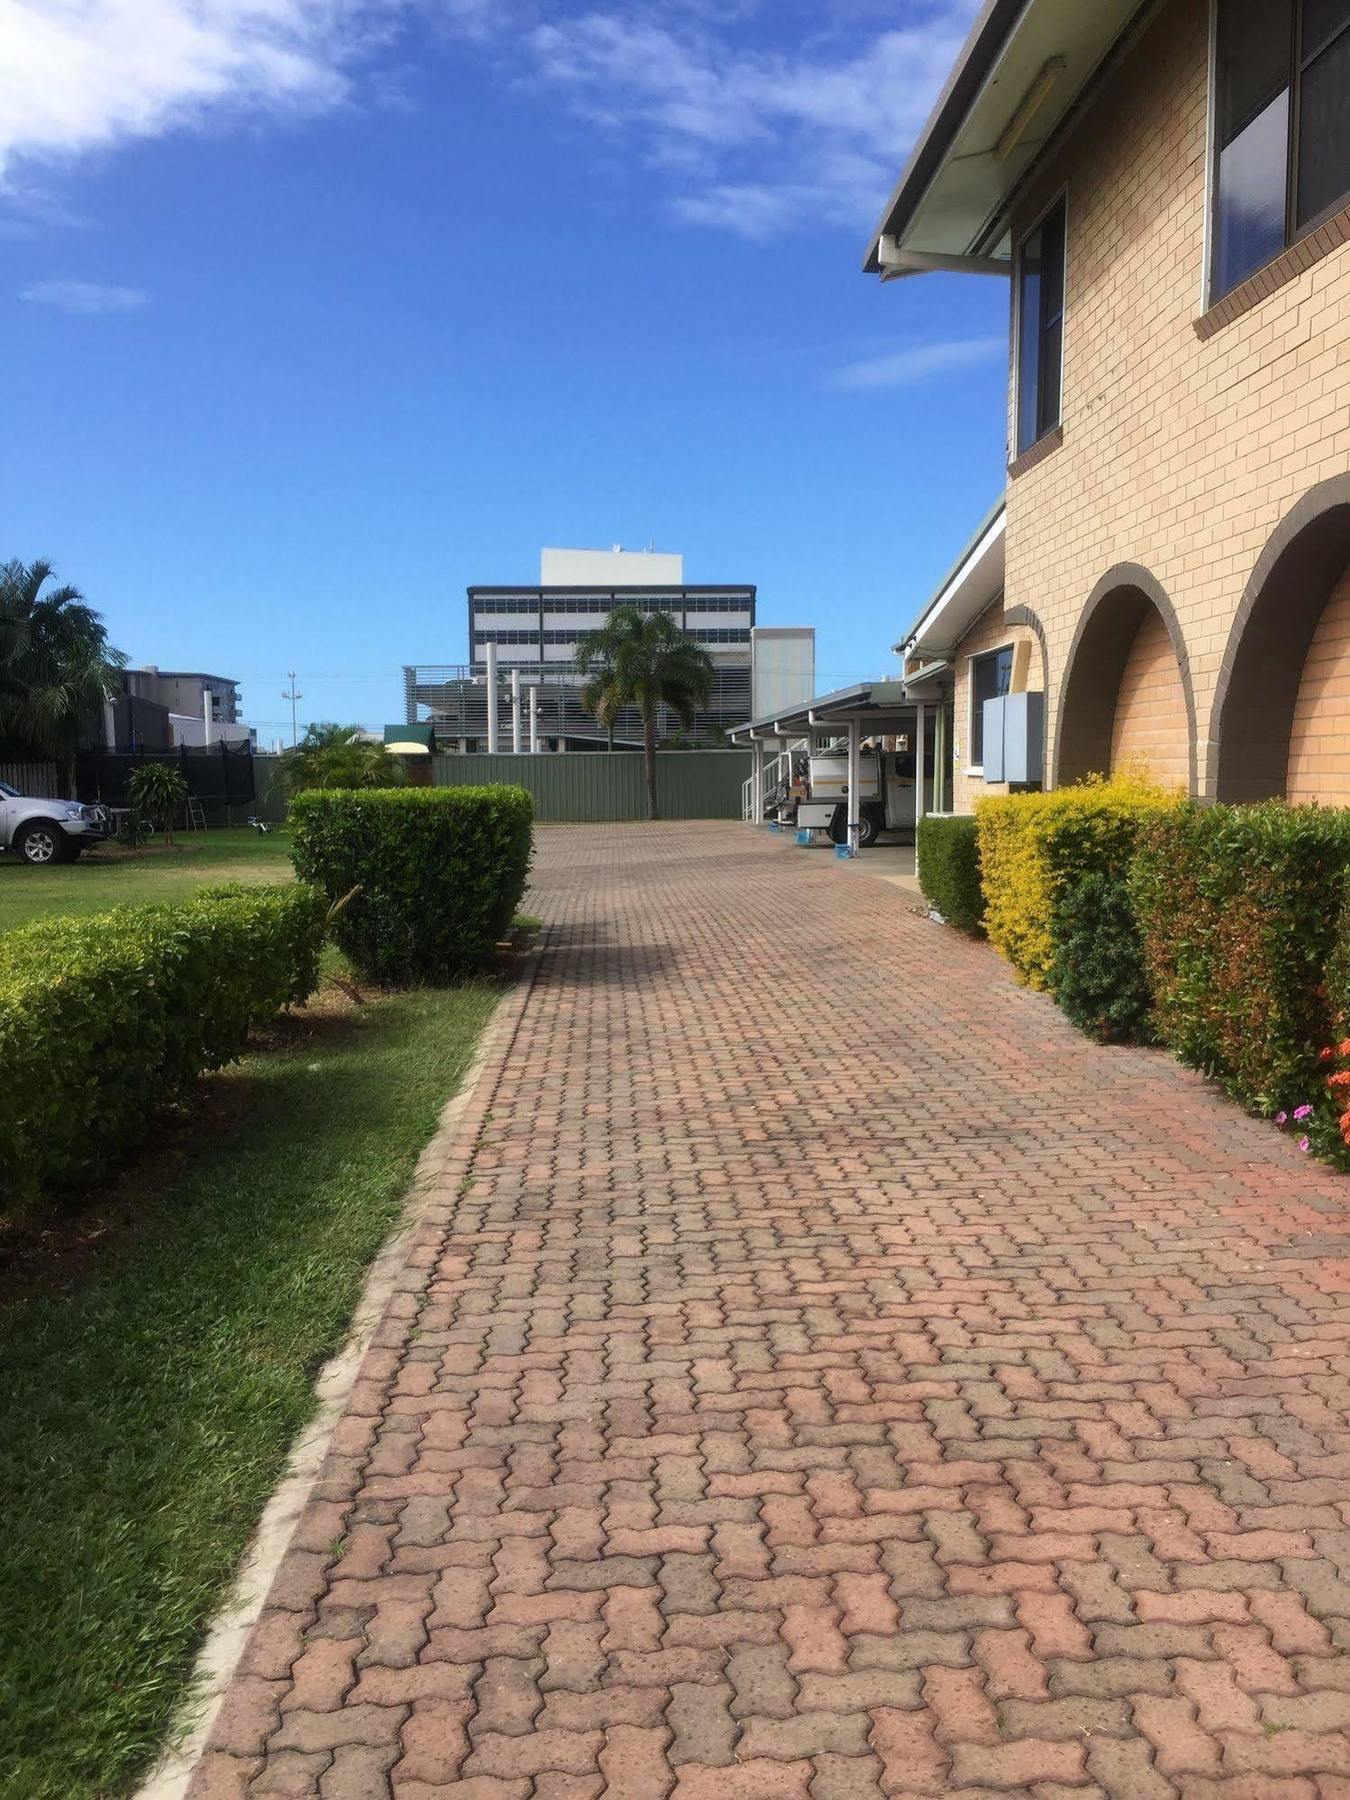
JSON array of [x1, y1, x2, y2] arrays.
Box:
[[0, 779, 111, 865]]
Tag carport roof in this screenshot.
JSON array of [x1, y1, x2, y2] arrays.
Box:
[[728, 676, 948, 742]]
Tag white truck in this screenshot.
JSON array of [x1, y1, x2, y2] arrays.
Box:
[[0, 778, 111, 865], [790, 744, 930, 848]]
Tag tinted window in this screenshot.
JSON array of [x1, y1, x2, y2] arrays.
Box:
[[1016, 229, 1043, 456], [971, 647, 1013, 767], [1218, 0, 1293, 134], [1212, 0, 1350, 297], [1216, 90, 1291, 291], [1297, 22, 1350, 226], [1304, 0, 1350, 57], [1016, 200, 1066, 456]]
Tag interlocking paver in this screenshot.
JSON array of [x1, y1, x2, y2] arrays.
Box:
[[185, 823, 1350, 1797]]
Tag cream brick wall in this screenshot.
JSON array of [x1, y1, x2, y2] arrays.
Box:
[[1109, 609, 1190, 789], [1288, 568, 1350, 804], [951, 596, 1043, 814], [984, 0, 1350, 797]]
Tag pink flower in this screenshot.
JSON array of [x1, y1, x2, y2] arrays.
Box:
[[1294, 1105, 1314, 1121], [1274, 1111, 1288, 1126], [1299, 1136, 1311, 1153]]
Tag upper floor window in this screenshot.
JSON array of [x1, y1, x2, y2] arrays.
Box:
[[1015, 198, 1066, 458], [1212, 0, 1350, 299]]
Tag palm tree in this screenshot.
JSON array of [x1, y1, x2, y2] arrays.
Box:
[[574, 606, 714, 820], [278, 722, 407, 794], [0, 559, 126, 795], [579, 667, 622, 753]]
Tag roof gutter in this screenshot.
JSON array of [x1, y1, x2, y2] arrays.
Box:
[[875, 238, 1011, 282]]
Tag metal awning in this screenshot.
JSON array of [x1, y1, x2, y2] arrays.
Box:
[[733, 679, 954, 852], [728, 676, 951, 745]]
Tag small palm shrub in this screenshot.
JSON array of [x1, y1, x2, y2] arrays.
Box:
[[128, 762, 189, 843], [278, 724, 407, 795]]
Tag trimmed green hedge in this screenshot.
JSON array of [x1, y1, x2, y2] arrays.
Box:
[[1051, 869, 1154, 1044], [917, 816, 984, 934], [0, 883, 325, 1210], [289, 785, 533, 983], [1132, 803, 1350, 1111]]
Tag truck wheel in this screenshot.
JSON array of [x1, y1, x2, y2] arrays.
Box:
[[16, 821, 66, 866], [858, 810, 881, 849]]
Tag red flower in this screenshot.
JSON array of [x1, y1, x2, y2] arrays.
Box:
[[1320, 1046, 1336, 1062]]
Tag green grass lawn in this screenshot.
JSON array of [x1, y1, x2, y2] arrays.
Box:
[[0, 978, 499, 1798], [0, 825, 293, 933]]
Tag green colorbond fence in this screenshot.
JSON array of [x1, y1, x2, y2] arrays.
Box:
[[248, 750, 751, 823], [430, 751, 751, 821]]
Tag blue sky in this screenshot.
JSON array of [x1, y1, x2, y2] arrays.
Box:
[[2, 0, 1010, 741]]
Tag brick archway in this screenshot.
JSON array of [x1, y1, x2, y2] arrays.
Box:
[[1209, 476, 1350, 803], [1002, 602, 1051, 699], [1054, 564, 1197, 793]]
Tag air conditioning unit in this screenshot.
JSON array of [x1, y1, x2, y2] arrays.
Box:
[[981, 691, 1044, 786]]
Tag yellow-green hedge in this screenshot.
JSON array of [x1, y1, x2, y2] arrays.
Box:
[[975, 773, 1185, 989]]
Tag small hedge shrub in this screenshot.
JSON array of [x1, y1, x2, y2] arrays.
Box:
[[1132, 802, 1350, 1112], [0, 882, 325, 1209], [976, 773, 1184, 990], [290, 785, 533, 983], [1051, 869, 1154, 1043], [917, 815, 984, 934]]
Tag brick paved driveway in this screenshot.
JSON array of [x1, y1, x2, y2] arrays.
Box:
[[193, 823, 1350, 1798]]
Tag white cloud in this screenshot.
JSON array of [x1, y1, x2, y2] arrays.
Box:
[[20, 279, 149, 313], [0, 0, 400, 181], [828, 336, 1005, 391], [0, 0, 980, 239], [522, 7, 978, 234]]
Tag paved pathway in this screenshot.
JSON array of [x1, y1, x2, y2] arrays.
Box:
[[193, 823, 1350, 1799]]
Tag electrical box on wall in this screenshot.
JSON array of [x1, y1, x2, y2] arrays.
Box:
[[981, 692, 1045, 787]]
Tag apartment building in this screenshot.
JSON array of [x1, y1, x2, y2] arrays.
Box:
[[103, 667, 251, 752], [875, 0, 1350, 813]]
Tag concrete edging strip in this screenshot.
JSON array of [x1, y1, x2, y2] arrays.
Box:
[[135, 950, 542, 1800]]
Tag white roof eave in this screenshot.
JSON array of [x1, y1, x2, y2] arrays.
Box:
[[899, 507, 1007, 660], [864, 0, 1144, 275]]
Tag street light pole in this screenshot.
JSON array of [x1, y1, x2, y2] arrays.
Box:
[[282, 671, 303, 746]]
